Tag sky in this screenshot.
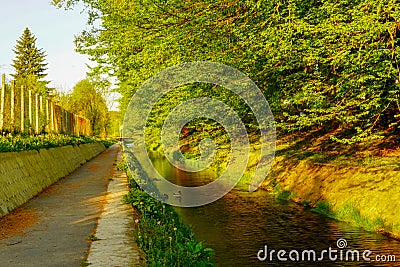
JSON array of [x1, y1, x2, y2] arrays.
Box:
[[0, 1, 91, 92]]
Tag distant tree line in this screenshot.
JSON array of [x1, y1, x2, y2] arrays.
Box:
[[4, 27, 114, 137]]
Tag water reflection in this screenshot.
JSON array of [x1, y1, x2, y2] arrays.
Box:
[[151, 155, 400, 266]]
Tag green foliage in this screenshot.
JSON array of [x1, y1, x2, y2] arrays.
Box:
[[101, 138, 115, 148], [116, 160, 128, 171], [60, 79, 109, 137], [0, 134, 102, 152], [123, 162, 215, 266], [312, 201, 392, 233], [276, 190, 292, 201], [11, 27, 49, 95], [80, 261, 91, 267], [107, 111, 121, 137], [53, 0, 400, 145], [335, 203, 388, 232], [311, 201, 335, 218]]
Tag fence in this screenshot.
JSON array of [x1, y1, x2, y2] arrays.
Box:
[[0, 74, 91, 135]]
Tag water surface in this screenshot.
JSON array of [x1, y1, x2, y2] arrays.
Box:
[[152, 156, 400, 266]]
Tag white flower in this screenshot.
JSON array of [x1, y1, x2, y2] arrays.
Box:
[[135, 219, 139, 223], [173, 227, 177, 231]]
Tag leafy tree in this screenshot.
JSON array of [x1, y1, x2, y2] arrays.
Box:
[[11, 27, 49, 95], [53, 0, 400, 144], [62, 79, 109, 136]]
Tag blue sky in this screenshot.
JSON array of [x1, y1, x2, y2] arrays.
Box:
[[0, 1, 90, 92]]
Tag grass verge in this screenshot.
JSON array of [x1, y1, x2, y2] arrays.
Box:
[[118, 160, 215, 266], [0, 134, 115, 152]]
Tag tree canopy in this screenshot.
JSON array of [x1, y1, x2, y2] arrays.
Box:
[[53, 0, 400, 144], [60, 79, 109, 136]]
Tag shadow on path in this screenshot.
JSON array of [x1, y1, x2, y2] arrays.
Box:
[[0, 144, 119, 267]]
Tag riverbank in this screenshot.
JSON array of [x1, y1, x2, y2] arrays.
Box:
[[261, 136, 400, 240], [121, 152, 216, 266], [146, 129, 400, 239]]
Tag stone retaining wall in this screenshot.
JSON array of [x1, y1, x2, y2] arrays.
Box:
[[0, 142, 106, 216]]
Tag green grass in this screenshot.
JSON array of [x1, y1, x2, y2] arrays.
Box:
[[310, 201, 393, 234], [335, 203, 389, 232], [311, 201, 335, 218]]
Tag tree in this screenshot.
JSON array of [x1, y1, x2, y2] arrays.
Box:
[[62, 79, 109, 137], [12, 27, 49, 94], [53, 0, 400, 144]]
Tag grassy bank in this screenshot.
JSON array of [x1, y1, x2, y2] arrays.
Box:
[[262, 133, 400, 239], [144, 124, 400, 239], [117, 160, 215, 266]]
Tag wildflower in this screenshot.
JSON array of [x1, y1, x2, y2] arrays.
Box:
[[157, 221, 161, 225], [173, 227, 177, 231], [135, 219, 139, 223]]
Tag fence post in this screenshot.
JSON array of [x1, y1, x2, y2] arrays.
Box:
[[28, 90, 32, 134], [20, 86, 25, 133], [0, 74, 5, 132], [66, 110, 70, 134], [35, 93, 39, 134], [10, 81, 15, 132], [39, 95, 43, 132], [46, 98, 49, 132], [50, 101, 55, 133], [75, 114, 79, 136]]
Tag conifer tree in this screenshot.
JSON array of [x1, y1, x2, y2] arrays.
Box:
[[11, 28, 48, 93]]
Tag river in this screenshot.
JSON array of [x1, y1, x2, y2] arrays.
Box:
[[151, 155, 400, 266]]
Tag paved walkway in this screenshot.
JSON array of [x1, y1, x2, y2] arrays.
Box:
[[86, 149, 142, 266], [0, 144, 141, 266]]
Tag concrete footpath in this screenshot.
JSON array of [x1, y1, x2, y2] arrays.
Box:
[[0, 144, 142, 266]]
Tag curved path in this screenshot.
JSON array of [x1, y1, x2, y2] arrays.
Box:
[[0, 144, 141, 266]]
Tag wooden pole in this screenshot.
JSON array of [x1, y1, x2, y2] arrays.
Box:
[[50, 101, 54, 133], [10, 81, 15, 133], [28, 90, 32, 133], [20, 86, 24, 133], [35, 93, 39, 134], [46, 98, 49, 132], [59, 107, 65, 134], [39, 95, 43, 133], [66, 110, 69, 134], [76, 114, 80, 136], [0, 74, 5, 132], [39, 95, 43, 113]]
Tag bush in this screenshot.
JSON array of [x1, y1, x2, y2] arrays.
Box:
[[0, 134, 105, 152]]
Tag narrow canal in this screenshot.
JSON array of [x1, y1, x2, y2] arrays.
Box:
[[151, 155, 400, 266]]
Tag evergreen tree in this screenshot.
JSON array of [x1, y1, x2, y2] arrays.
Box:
[[11, 28, 48, 94]]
